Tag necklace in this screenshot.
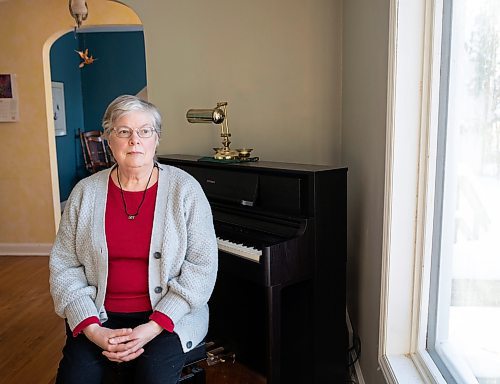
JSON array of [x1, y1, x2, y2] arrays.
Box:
[[116, 164, 156, 220]]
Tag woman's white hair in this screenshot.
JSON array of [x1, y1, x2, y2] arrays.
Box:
[[102, 95, 162, 138]]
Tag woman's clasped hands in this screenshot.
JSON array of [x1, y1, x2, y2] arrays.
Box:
[[83, 321, 164, 362]]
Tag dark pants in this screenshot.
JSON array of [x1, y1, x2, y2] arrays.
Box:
[[55, 312, 187, 384]]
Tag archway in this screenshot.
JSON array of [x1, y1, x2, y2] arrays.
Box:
[[40, 1, 143, 235]]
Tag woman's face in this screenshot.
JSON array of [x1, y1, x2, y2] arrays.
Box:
[[107, 111, 159, 171]]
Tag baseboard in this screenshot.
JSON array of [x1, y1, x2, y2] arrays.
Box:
[[0, 243, 52, 256], [346, 309, 366, 384]]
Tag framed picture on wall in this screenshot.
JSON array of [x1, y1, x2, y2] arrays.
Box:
[[0, 73, 19, 122], [51, 81, 66, 136]]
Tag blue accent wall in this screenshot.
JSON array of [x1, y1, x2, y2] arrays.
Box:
[[50, 30, 146, 202], [50, 32, 85, 202], [79, 32, 146, 134]]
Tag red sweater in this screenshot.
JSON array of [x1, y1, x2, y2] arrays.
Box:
[[73, 176, 173, 336]]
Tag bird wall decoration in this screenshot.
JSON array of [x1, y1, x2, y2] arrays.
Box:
[[75, 49, 97, 68]]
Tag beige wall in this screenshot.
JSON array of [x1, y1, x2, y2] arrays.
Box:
[[342, 0, 390, 383], [121, 0, 342, 166], [0, 0, 140, 250], [1, 0, 392, 382]]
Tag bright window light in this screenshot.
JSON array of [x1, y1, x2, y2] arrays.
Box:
[[427, 0, 500, 382]]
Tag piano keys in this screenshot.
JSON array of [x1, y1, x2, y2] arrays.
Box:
[[157, 154, 348, 384], [216, 237, 262, 263]]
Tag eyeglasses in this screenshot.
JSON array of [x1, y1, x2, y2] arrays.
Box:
[[112, 126, 156, 138]]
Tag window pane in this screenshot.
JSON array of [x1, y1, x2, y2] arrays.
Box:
[[429, 0, 500, 382]]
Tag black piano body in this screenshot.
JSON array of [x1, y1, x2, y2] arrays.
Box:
[[157, 154, 348, 383]]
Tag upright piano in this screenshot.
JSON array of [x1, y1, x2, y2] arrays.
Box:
[[157, 154, 348, 383]]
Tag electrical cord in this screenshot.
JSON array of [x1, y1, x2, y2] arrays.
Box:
[[346, 331, 362, 383], [348, 332, 361, 367]]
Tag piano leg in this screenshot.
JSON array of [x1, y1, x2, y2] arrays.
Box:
[[266, 285, 282, 384]]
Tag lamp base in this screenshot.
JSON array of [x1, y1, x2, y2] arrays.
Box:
[[213, 148, 241, 160]]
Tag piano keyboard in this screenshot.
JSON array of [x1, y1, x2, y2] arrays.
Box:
[[216, 237, 262, 263]]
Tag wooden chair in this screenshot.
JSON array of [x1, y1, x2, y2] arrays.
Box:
[[80, 130, 113, 173]]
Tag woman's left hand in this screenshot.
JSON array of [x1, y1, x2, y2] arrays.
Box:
[[102, 321, 164, 362]]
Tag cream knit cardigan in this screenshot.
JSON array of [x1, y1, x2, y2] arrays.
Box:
[[49, 163, 218, 352]]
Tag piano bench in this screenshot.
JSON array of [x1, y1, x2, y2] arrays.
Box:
[[179, 342, 207, 383], [102, 342, 206, 384]]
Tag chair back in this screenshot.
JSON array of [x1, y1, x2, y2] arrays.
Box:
[[80, 130, 113, 174]]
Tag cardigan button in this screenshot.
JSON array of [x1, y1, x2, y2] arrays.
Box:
[[154, 286, 163, 294], [153, 252, 162, 259], [186, 341, 193, 349]]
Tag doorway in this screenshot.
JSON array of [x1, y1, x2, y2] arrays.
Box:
[[49, 26, 147, 205]]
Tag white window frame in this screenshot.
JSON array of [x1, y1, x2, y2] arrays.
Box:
[[378, 0, 465, 382]]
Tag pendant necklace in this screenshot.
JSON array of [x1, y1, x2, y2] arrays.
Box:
[[116, 164, 155, 220]]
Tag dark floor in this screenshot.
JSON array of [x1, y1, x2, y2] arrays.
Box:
[[202, 360, 266, 384]]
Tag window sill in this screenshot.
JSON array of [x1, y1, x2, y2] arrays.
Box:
[[381, 352, 451, 384], [381, 354, 427, 384]]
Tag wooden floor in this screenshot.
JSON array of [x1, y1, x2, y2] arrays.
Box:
[[0, 256, 65, 384], [0, 256, 265, 384]]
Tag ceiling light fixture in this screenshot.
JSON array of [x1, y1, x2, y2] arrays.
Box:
[[69, 0, 88, 29]]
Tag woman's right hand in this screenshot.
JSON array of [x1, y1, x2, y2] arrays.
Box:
[[83, 324, 133, 361]]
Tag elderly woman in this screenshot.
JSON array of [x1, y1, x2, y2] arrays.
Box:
[[49, 95, 218, 384]]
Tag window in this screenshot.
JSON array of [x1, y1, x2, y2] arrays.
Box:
[[380, 0, 500, 383], [427, 0, 500, 382]]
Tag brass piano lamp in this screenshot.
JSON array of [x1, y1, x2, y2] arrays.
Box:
[[186, 102, 253, 160]]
